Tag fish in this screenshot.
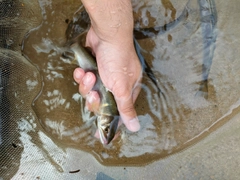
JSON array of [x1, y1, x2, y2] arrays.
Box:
[[64, 6, 164, 145], [68, 38, 163, 145], [70, 41, 119, 145], [64, 7, 119, 145]]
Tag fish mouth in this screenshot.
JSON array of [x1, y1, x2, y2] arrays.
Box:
[[97, 115, 119, 145]]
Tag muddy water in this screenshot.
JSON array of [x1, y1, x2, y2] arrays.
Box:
[[20, 0, 240, 166]]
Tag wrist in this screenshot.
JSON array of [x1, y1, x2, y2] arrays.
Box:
[[81, 0, 134, 40], [81, 0, 132, 12]]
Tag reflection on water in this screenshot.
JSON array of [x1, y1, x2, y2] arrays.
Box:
[[19, 0, 240, 166]]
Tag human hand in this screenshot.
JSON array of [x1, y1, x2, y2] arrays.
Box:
[[73, 0, 142, 137]]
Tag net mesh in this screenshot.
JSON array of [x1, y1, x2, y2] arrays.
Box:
[[0, 1, 42, 178]]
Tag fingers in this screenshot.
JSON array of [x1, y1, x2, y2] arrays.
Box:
[[81, 72, 96, 96], [132, 82, 142, 103], [74, 67, 142, 134], [73, 68, 85, 83], [85, 91, 100, 113], [115, 94, 140, 132], [113, 78, 142, 132], [73, 68, 96, 97]]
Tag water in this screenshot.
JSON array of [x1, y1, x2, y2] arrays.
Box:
[[1, 0, 240, 178], [19, 0, 240, 166]]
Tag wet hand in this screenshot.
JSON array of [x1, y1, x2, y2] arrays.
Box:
[[73, 33, 142, 133], [74, 0, 142, 139]]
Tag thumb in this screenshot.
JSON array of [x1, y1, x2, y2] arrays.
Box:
[[115, 97, 140, 132]]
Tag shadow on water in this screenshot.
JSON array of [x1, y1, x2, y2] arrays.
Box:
[[1, 1, 240, 178]]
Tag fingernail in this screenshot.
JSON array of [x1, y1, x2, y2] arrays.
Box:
[[87, 92, 95, 103], [129, 118, 140, 132], [83, 73, 92, 85], [75, 69, 82, 79]]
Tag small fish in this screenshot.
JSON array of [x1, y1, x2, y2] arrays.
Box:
[[70, 42, 119, 145], [69, 39, 163, 145], [65, 6, 163, 145]]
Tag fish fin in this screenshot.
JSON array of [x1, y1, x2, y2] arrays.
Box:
[[107, 116, 119, 144], [97, 118, 108, 144]]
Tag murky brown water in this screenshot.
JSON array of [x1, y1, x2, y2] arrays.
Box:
[[1, 1, 240, 179], [18, 0, 240, 166]]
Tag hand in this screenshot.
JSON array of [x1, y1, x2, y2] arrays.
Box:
[[73, 0, 142, 136]]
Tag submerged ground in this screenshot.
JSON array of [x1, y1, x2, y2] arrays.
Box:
[[0, 0, 240, 179]]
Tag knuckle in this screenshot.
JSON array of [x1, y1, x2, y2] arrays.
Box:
[[120, 105, 135, 115], [112, 82, 131, 100]]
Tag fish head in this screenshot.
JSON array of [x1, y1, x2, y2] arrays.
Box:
[[97, 115, 119, 145]]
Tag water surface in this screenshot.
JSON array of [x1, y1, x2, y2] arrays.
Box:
[[20, 0, 240, 166], [1, 2, 240, 178]]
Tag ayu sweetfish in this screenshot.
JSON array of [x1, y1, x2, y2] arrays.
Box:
[[70, 41, 119, 145], [65, 6, 162, 145]]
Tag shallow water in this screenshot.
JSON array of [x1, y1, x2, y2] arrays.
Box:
[[20, 0, 240, 166], [1, 0, 240, 178]]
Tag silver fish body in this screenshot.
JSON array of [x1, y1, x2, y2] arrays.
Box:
[[70, 43, 119, 145]]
